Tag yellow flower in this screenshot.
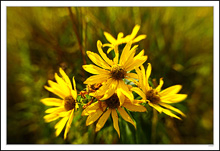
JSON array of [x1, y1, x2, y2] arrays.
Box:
[[81, 93, 146, 137], [83, 40, 148, 104], [103, 24, 147, 54], [131, 63, 187, 120], [41, 68, 79, 139]]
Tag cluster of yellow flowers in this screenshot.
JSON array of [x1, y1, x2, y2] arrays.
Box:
[[41, 25, 187, 139]]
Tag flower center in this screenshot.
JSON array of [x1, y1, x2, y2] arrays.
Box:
[[146, 90, 160, 104], [105, 94, 120, 109], [64, 96, 76, 111], [110, 65, 126, 80]]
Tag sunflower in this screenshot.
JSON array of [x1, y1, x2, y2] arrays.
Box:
[[131, 63, 187, 120], [81, 92, 146, 137], [41, 68, 79, 139], [103, 24, 147, 54], [83, 40, 148, 104]]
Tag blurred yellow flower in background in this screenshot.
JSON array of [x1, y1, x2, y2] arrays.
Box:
[[83, 40, 148, 104], [132, 63, 187, 120], [81, 93, 146, 137], [103, 24, 147, 54], [41, 68, 79, 139]]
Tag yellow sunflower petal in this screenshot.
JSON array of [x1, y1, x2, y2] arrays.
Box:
[[82, 102, 99, 116], [86, 51, 111, 69], [117, 32, 124, 40], [131, 87, 146, 100], [135, 67, 145, 92], [148, 102, 163, 113], [123, 102, 146, 112], [161, 94, 187, 104], [113, 45, 119, 64], [107, 47, 113, 54], [162, 108, 182, 120], [103, 43, 113, 48], [59, 68, 72, 90], [44, 85, 65, 99], [44, 113, 60, 123], [104, 32, 116, 44], [54, 73, 70, 94], [132, 35, 147, 43], [159, 103, 186, 117], [64, 109, 74, 139], [47, 80, 69, 97], [156, 78, 164, 92], [118, 80, 134, 102], [111, 109, 120, 137], [40, 98, 62, 106], [86, 108, 105, 126], [122, 45, 138, 67], [159, 85, 182, 96], [117, 89, 125, 106], [55, 116, 69, 137], [117, 107, 136, 129], [130, 24, 140, 39], [125, 55, 148, 71], [83, 74, 110, 85], [97, 40, 113, 66], [119, 41, 132, 65], [100, 80, 118, 100], [83, 64, 109, 75], [95, 109, 111, 132], [146, 63, 152, 91], [126, 73, 138, 79], [45, 106, 65, 114]]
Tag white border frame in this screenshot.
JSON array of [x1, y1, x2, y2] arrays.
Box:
[[1, 1, 219, 150]]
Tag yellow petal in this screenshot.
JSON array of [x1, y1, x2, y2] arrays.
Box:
[[111, 109, 120, 137], [162, 108, 182, 120], [117, 89, 125, 106], [41, 98, 62, 106], [59, 68, 72, 90], [140, 65, 146, 89], [118, 80, 134, 102], [104, 32, 116, 44], [83, 74, 110, 85], [72, 77, 77, 99], [131, 87, 146, 100], [107, 47, 113, 54], [126, 73, 138, 79], [82, 102, 99, 116], [119, 41, 132, 65], [130, 24, 140, 40], [54, 73, 70, 95], [97, 40, 113, 66], [83, 64, 109, 75], [123, 102, 146, 112], [86, 51, 111, 69], [117, 107, 136, 129], [132, 35, 147, 43], [64, 109, 74, 139], [148, 102, 163, 113], [159, 85, 182, 96], [45, 106, 65, 114], [145, 63, 152, 91], [100, 80, 118, 100], [125, 55, 148, 71], [122, 45, 138, 67], [135, 67, 145, 92], [159, 103, 186, 117], [161, 94, 187, 104], [102, 43, 113, 48], [44, 113, 60, 123], [44, 85, 65, 99], [47, 80, 69, 97], [156, 78, 164, 92], [55, 116, 69, 137], [95, 109, 111, 132], [86, 108, 104, 126], [113, 45, 119, 64]]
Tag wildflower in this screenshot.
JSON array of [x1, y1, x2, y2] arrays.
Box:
[[83, 40, 147, 104], [81, 93, 146, 137], [131, 63, 187, 119], [103, 24, 147, 54], [41, 68, 78, 139]]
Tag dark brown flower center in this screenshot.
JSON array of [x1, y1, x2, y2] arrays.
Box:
[[146, 90, 160, 104], [64, 96, 76, 111], [105, 94, 120, 109], [110, 65, 126, 80]]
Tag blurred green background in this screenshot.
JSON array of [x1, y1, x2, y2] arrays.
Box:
[[7, 7, 213, 144]]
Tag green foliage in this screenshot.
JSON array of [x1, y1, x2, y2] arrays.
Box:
[[7, 7, 213, 144]]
